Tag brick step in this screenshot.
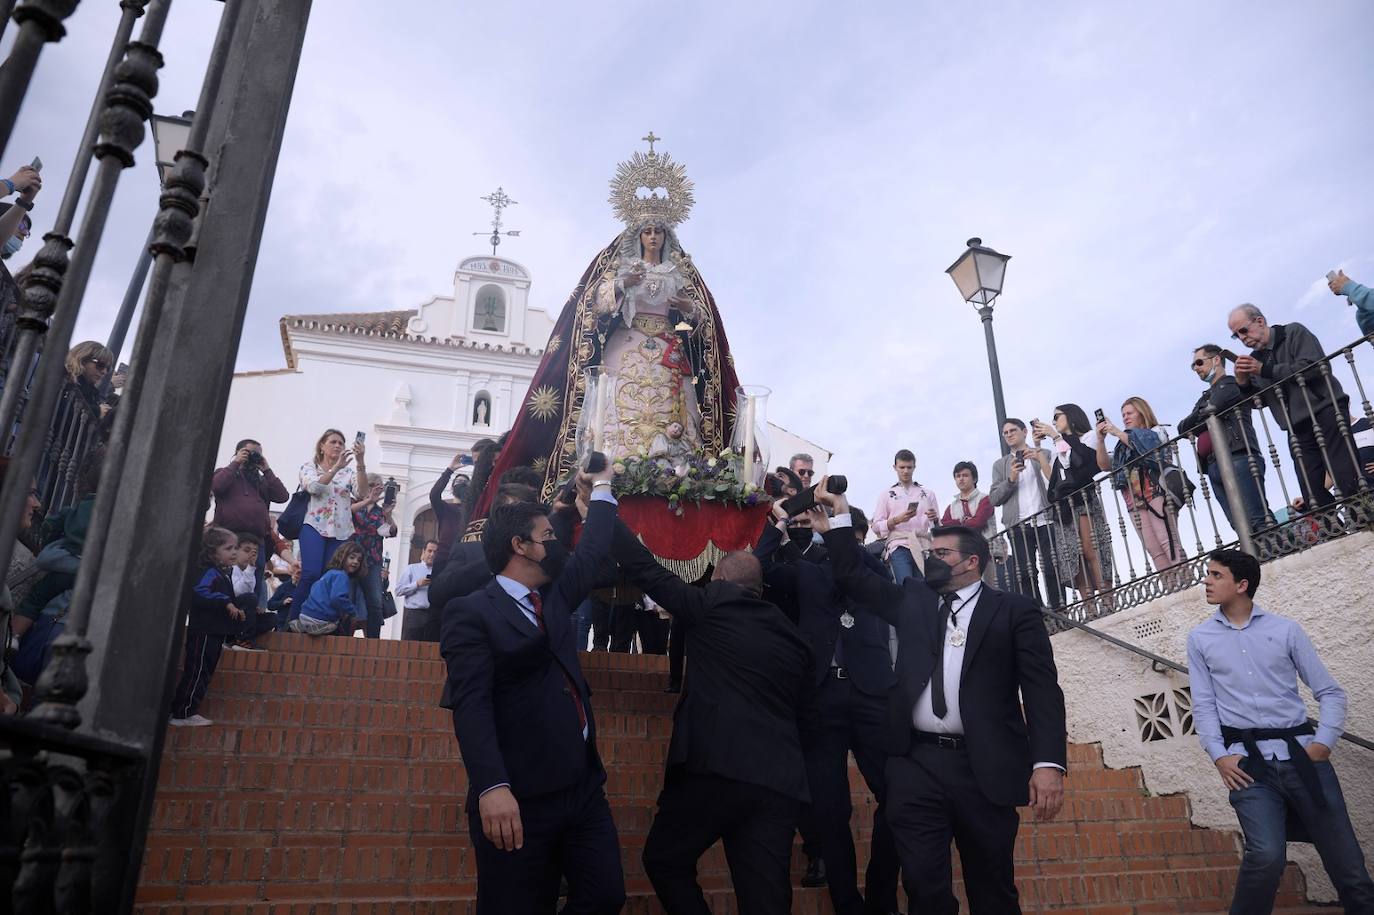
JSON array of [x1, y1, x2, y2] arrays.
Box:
[[212, 650, 673, 695], [207, 667, 680, 715], [191, 695, 676, 738], [133, 864, 1312, 913], [238, 631, 673, 671], [138, 829, 1251, 890]]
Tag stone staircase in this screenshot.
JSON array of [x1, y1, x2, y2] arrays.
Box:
[[135, 632, 1332, 914]]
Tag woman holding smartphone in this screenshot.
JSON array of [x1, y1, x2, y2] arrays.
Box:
[[289, 428, 365, 624], [1035, 405, 1113, 605], [1096, 397, 1181, 580]]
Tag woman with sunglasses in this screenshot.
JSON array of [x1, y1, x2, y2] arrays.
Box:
[[1179, 344, 1270, 533], [64, 340, 114, 413]]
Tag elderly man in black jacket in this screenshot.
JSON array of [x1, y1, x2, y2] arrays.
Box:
[[812, 478, 1067, 915], [611, 522, 812, 915], [1229, 304, 1369, 508]]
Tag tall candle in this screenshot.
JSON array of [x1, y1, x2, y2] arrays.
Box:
[[593, 374, 607, 452], [741, 394, 756, 476]]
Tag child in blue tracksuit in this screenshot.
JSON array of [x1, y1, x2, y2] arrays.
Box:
[[288, 541, 366, 637], [170, 527, 245, 726]]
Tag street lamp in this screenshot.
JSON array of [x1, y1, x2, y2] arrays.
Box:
[[150, 110, 194, 183], [105, 110, 197, 377], [945, 237, 1013, 454]]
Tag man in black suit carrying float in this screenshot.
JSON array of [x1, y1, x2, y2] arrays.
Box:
[[811, 476, 1068, 915]]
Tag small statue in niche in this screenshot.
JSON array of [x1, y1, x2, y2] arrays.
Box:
[[474, 397, 490, 427]]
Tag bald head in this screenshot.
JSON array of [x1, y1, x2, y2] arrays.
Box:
[[713, 551, 763, 597]]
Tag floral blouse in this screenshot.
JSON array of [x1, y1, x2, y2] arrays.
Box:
[[299, 461, 358, 540]]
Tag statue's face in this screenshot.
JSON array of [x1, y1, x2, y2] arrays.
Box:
[[640, 225, 665, 255]]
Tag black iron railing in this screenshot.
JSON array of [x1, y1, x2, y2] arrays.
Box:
[[0, 1, 313, 913], [993, 331, 1374, 624]]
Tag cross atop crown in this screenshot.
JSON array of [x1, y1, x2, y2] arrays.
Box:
[[641, 131, 661, 154]]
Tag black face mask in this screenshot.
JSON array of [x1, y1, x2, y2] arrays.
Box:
[[536, 539, 569, 579], [923, 554, 963, 591], [786, 526, 813, 547]]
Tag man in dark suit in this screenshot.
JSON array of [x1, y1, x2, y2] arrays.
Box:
[[812, 479, 1067, 915], [757, 510, 900, 915], [440, 462, 625, 914], [611, 523, 813, 915]]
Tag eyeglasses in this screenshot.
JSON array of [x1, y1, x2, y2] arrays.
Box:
[[922, 547, 966, 561], [796, 468, 814, 478], [1229, 321, 1259, 341], [85, 358, 110, 370]]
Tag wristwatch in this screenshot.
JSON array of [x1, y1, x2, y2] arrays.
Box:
[[12, 198, 32, 211]]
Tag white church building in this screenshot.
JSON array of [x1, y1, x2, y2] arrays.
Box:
[[217, 249, 828, 639]]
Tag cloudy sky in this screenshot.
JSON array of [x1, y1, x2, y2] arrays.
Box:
[[13, 0, 1374, 515]]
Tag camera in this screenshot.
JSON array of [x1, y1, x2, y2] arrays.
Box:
[[781, 475, 848, 517], [246, 450, 264, 467], [383, 477, 398, 506]]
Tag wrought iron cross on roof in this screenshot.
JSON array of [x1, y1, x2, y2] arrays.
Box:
[[474, 186, 521, 256]]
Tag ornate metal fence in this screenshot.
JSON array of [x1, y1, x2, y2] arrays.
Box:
[[994, 332, 1374, 625], [0, 1, 314, 913]]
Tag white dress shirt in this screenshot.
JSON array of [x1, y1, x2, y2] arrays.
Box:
[[395, 561, 432, 609], [912, 580, 983, 735], [830, 512, 1062, 771]]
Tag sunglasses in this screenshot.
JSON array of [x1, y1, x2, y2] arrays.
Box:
[[1229, 321, 1259, 341], [796, 469, 814, 477], [1192, 358, 1212, 368], [86, 358, 110, 370]]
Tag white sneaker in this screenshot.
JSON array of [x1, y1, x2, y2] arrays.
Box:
[[169, 714, 213, 727]]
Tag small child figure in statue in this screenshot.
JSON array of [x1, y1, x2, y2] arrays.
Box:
[[648, 421, 693, 469]]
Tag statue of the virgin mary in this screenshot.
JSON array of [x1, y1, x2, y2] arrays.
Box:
[[474, 138, 742, 512]]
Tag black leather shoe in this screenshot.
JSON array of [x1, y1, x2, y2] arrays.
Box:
[[801, 856, 827, 888]]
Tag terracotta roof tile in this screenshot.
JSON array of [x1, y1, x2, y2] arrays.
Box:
[[281, 309, 416, 335]]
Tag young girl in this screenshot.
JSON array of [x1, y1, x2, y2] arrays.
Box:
[[170, 526, 244, 727], [289, 541, 366, 637]]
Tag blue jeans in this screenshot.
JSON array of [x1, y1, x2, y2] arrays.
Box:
[[1228, 756, 1374, 914], [887, 545, 924, 584], [289, 525, 342, 623], [358, 562, 384, 639], [1208, 453, 1270, 533]]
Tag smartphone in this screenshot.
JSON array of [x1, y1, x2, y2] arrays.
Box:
[[29, 156, 41, 172], [1327, 270, 1339, 282], [355, 430, 366, 443], [907, 501, 919, 511], [1094, 408, 1106, 424]]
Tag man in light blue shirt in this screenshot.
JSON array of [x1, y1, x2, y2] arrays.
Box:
[[1187, 549, 1374, 915]]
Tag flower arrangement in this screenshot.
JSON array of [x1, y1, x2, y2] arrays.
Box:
[[589, 448, 766, 514]]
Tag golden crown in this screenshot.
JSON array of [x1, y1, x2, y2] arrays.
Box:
[[608, 132, 695, 228]]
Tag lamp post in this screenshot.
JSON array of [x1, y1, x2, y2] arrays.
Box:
[[105, 110, 195, 372], [945, 237, 1012, 455]]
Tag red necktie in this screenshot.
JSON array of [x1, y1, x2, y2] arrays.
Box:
[[528, 591, 588, 733]]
